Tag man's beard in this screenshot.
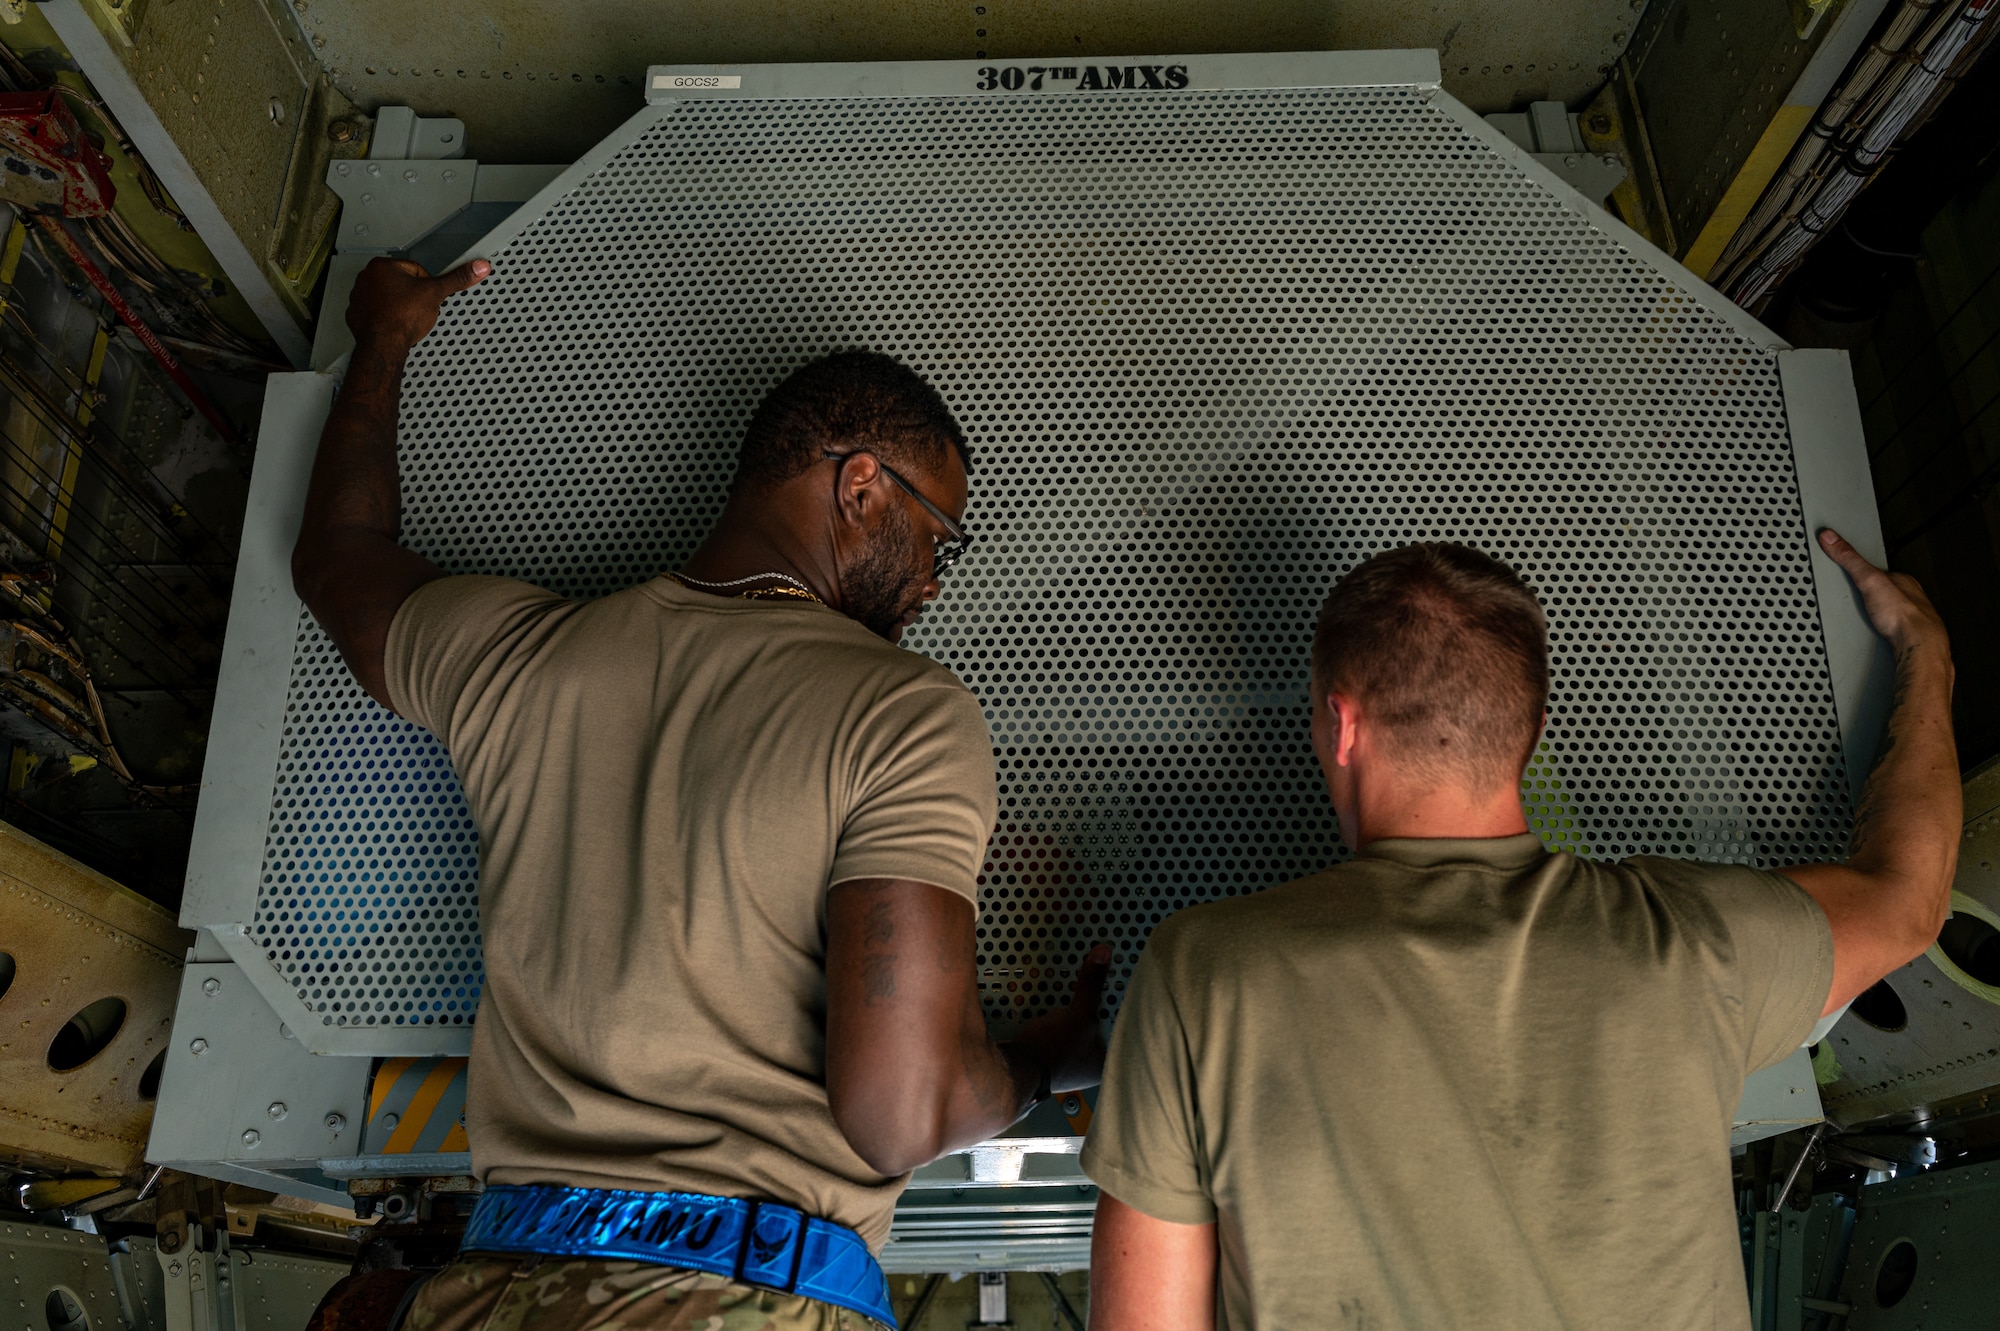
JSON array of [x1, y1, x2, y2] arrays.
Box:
[[844, 502, 926, 640]]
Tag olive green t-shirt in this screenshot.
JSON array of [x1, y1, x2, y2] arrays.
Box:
[[1080, 835, 1833, 1330], [384, 575, 999, 1249]]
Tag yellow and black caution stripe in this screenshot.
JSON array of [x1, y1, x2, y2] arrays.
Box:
[[365, 1057, 470, 1155]]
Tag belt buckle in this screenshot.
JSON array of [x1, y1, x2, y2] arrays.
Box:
[[735, 1199, 808, 1294]]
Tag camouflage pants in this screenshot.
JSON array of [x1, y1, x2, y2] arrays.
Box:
[[403, 1257, 891, 1331]]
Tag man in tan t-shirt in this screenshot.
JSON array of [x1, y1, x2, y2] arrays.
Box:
[[1084, 539, 1959, 1330], [291, 258, 1108, 1330]]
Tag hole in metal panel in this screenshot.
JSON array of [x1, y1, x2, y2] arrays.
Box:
[[248, 87, 1853, 1034], [46, 996, 125, 1071], [1874, 1239, 1919, 1308], [1938, 913, 2000, 988], [43, 1288, 87, 1331], [137, 1048, 167, 1100], [1849, 979, 1908, 1033]]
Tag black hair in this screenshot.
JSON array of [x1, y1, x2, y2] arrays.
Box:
[[732, 350, 970, 494]]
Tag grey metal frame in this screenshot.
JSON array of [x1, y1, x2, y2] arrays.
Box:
[[1777, 349, 1894, 802], [159, 49, 1873, 1194]]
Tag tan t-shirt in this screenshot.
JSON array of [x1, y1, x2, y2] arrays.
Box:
[[1080, 835, 1833, 1330], [385, 575, 999, 1248]]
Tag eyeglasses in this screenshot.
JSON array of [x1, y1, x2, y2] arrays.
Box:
[[822, 450, 975, 578]]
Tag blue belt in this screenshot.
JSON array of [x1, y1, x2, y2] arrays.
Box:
[[461, 1184, 895, 1327]]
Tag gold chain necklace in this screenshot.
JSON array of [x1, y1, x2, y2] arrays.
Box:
[[668, 571, 824, 606]]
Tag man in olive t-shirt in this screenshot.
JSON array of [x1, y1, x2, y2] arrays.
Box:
[[292, 259, 1109, 1330], [1085, 539, 1960, 1330], [381, 572, 1000, 1246]]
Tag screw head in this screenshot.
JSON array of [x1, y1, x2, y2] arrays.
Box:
[[201, 978, 221, 996], [403, 168, 418, 182], [328, 119, 356, 143], [354, 224, 369, 237], [267, 1102, 288, 1120], [325, 1112, 347, 1133], [381, 1112, 400, 1130], [241, 1129, 261, 1148], [365, 162, 381, 175], [188, 1038, 208, 1055], [1060, 1095, 1082, 1115], [166, 1261, 182, 1277]]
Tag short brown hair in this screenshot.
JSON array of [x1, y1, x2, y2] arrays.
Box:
[[1311, 543, 1548, 788]]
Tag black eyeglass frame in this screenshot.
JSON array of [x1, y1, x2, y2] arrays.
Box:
[[821, 449, 975, 577]]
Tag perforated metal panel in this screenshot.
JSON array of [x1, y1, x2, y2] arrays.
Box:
[[246, 56, 1857, 1046]]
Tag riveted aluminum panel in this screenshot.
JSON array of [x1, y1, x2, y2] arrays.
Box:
[[0, 821, 189, 1174], [1840, 1162, 2000, 1330], [216, 53, 1875, 1056], [0, 1221, 133, 1331], [1818, 763, 2000, 1127]]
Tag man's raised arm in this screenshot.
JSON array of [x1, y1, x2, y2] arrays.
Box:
[[291, 257, 488, 709], [824, 879, 1109, 1175], [1784, 528, 1960, 1016]]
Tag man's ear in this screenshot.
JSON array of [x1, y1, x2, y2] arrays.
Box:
[[831, 450, 885, 529], [1327, 691, 1362, 769]]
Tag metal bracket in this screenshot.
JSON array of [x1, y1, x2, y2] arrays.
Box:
[[153, 1221, 350, 1331], [369, 106, 467, 161], [1485, 100, 1629, 202], [145, 958, 370, 1209], [156, 1226, 229, 1331], [326, 158, 476, 254], [313, 158, 566, 370]]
